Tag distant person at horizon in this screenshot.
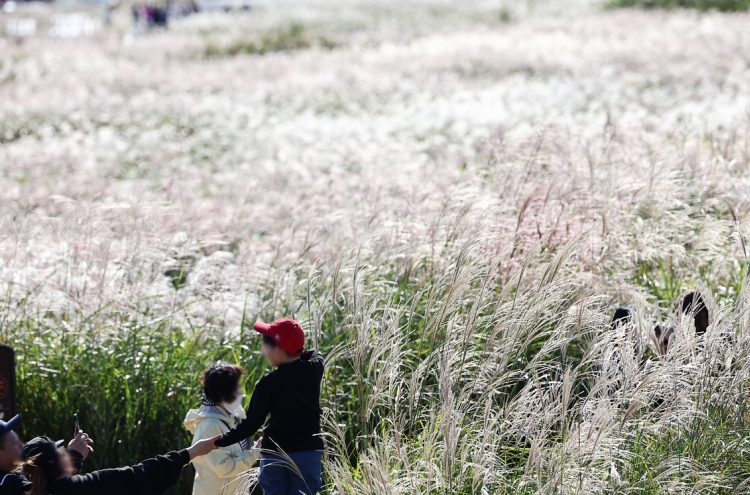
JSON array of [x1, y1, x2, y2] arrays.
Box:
[[214, 318, 325, 495], [99, 0, 113, 26], [131, 4, 140, 35], [184, 364, 261, 495], [19, 432, 219, 495]]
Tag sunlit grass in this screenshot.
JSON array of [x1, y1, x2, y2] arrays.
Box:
[[1, 1, 750, 494]]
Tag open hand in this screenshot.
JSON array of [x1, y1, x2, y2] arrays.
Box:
[[187, 434, 221, 460], [68, 430, 94, 460]]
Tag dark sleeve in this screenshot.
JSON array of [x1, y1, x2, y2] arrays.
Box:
[[301, 351, 325, 374], [215, 377, 272, 448], [52, 450, 190, 495], [68, 449, 84, 473]]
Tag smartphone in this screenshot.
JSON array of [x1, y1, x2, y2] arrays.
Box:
[[74, 413, 80, 434]]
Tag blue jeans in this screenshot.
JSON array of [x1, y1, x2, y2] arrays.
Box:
[[258, 450, 323, 495]]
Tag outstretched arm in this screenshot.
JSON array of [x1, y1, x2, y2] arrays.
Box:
[[193, 422, 259, 478], [54, 436, 219, 495], [215, 378, 271, 448]]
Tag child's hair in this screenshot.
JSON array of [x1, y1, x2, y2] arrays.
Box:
[[201, 364, 245, 405], [19, 456, 48, 495]]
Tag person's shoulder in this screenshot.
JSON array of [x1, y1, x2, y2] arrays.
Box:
[[256, 372, 276, 389], [196, 416, 230, 435], [0, 472, 32, 492], [306, 351, 325, 369], [301, 351, 324, 364], [259, 370, 275, 381]]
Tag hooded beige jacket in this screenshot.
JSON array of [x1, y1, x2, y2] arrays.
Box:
[[184, 405, 260, 495]]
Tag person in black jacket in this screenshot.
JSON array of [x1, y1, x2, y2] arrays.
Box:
[[214, 318, 325, 495], [0, 415, 93, 495], [19, 433, 220, 495], [0, 415, 30, 495]]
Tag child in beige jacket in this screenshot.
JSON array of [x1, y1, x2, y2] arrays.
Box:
[[185, 364, 261, 495]]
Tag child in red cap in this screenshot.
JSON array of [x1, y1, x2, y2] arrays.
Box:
[[215, 318, 325, 495]]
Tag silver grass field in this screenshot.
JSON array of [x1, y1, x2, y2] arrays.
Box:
[[1, 0, 750, 493]]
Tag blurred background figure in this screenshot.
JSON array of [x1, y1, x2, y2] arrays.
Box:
[[99, 0, 113, 26], [130, 3, 139, 34], [5, 15, 36, 45]]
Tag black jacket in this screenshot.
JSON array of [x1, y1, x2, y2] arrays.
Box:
[[0, 449, 83, 495], [0, 470, 32, 495], [48, 449, 190, 495], [215, 351, 325, 453]]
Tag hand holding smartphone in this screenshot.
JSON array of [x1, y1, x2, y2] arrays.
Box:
[[68, 413, 94, 460]]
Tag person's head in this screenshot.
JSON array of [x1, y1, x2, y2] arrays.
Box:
[[20, 436, 73, 494], [57, 449, 75, 477], [611, 306, 640, 357], [201, 364, 245, 413], [260, 335, 296, 367], [253, 318, 308, 367], [0, 415, 23, 471], [19, 449, 72, 495], [680, 291, 709, 336], [611, 307, 633, 331]]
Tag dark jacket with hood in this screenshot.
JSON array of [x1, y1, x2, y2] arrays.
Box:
[[0, 470, 32, 495], [47, 449, 190, 495]]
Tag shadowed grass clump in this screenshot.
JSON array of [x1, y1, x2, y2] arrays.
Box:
[[205, 23, 338, 58]]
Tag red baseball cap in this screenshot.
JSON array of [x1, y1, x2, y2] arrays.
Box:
[[254, 318, 308, 356]]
